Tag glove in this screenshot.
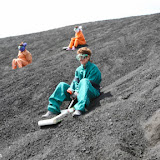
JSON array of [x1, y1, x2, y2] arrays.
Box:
[[67, 88, 78, 99], [70, 91, 78, 100], [67, 88, 73, 95]]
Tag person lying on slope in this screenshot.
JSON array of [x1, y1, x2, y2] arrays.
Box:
[[42, 47, 101, 117], [12, 42, 32, 69], [66, 26, 86, 51]]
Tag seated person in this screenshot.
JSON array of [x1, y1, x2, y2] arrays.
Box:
[[42, 47, 101, 117], [66, 26, 86, 51], [12, 42, 32, 69]]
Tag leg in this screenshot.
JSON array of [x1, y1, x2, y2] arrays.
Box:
[[74, 39, 79, 48], [12, 59, 17, 69], [74, 39, 86, 48], [21, 60, 29, 67], [16, 59, 28, 68], [16, 59, 23, 68], [74, 78, 100, 112], [48, 82, 72, 114], [69, 38, 75, 48]]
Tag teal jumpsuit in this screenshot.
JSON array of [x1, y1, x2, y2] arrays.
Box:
[[47, 61, 101, 114]]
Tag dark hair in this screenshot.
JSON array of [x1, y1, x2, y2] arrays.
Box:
[[19, 42, 24, 46]]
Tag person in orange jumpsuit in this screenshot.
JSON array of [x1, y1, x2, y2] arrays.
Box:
[[66, 26, 86, 51], [12, 42, 32, 69]]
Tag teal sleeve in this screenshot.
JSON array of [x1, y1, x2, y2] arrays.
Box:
[[69, 70, 79, 92], [87, 66, 101, 85]]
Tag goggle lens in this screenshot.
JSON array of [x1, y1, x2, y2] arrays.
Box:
[[76, 54, 88, 61], [18, 46, 23, 49], [74, 27, 78, 31], [18, 45, 25, 51]]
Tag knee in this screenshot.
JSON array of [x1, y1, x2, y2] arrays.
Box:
[[79, 78, 90, 85], [58, 82, 67, 87], [75, 38, 78, 41], [57, 82, 69, 90], [12, 59, 16, 62]]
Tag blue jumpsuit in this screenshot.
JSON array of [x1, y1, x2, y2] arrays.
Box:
[[48, 61, 101, 114]]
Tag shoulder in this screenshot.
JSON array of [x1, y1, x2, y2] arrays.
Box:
[[77, 31, 83, 35], [88, 61, 97, 68], [25, 50, 31, 55], [90, 62, 101, 72], [76, 65, 83, 71], [26, 50, 31, 54]]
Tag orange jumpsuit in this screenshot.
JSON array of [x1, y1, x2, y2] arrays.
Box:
[[12, 50, 32, 69], [69, 31, 86, 48]]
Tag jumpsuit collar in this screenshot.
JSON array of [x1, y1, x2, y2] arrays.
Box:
[[81, 61, 91, 69]]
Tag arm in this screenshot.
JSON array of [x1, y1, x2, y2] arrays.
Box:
[[87, 66, 101, 90], [25, 51, 32, 64], [68, 70, 79, 92], [75, 31, 84, 39], [67, 70, 79, 99]]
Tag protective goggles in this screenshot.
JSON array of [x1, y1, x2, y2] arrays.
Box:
[[74, 27, 79, 32], [76, 54, 88, 61], [18, 45, 25, 52], [74, 27, 77, 31]]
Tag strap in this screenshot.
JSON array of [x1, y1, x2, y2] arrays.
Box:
[[90, 80, 100, 92], [74, 77, 80, 83]]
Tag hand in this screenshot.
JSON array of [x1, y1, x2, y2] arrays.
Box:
[[73, 91, 78, 97], [70, 91, 78, 100], [67, 88, 73, 95]]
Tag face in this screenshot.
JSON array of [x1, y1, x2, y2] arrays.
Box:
[[80, 57, 89, 65], [76, 54, 90, 65], [18, 45, 25, 52], [74, 28, 79, 33]]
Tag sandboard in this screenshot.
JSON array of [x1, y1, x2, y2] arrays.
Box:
[[38, 99, 75, 126]]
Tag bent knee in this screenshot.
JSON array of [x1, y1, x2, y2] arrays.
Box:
[[79, 78, 90, 84], [58, 82, 69, 88], [58, 82, 66, 86], [12, 59, 17, 62]]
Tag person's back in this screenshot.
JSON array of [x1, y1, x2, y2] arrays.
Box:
[[22, 50, 32, 64]]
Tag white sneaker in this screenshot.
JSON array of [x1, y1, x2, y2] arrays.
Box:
[[72, 46, 76, 50], [72, 110, 82, 117], [66, 47, 72, 51], [42, 111, 54, 118]]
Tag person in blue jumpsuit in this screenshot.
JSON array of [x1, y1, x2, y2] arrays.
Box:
[[42, 47, 101, 117]]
